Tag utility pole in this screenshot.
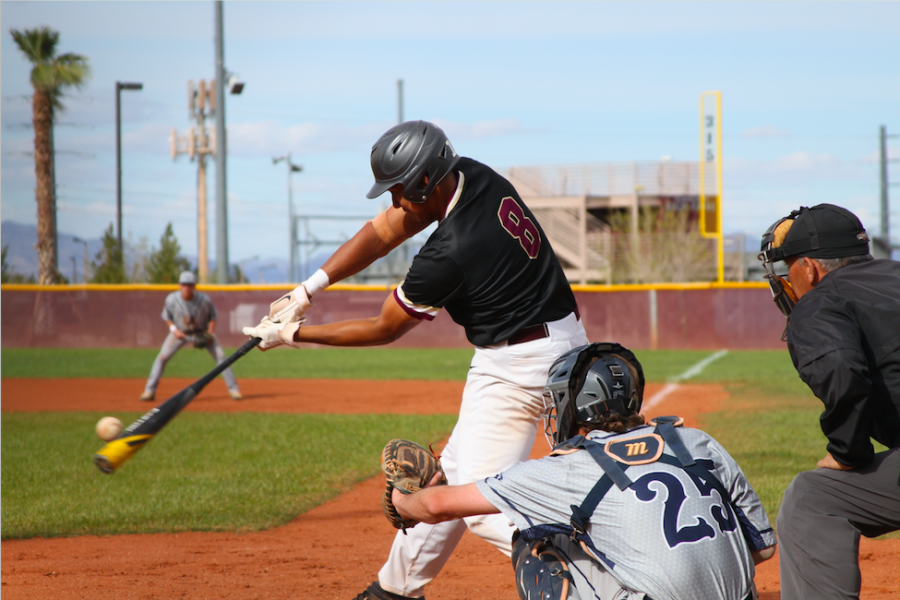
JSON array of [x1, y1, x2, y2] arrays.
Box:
[[115, 81, 143, 253], [170, 80, 215, 283], [397, 79, 404, 124], [214, 0, 228, 283], [880, 125, 889, 243], [273, 153, 303, 282]]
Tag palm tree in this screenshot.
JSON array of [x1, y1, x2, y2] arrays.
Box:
[[10, 27, 90, 284]]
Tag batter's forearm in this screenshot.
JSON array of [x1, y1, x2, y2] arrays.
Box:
[[320, 210, 429, 284], [319, 222, 395, 284], [293, 317, 417, 347]]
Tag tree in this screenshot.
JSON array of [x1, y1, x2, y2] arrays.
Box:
[[91, 224, 127, 283], [1, 245, 37, 283], [229, 263, 245, 284], [608, 204, 716, 283], [10, 27, 90, 285], [146, 223, 191, 283], [125, 233, 151, 283]]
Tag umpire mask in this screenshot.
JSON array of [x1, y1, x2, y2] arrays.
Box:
[[759, 204, 870, 340], [542, 343, 645, 447]]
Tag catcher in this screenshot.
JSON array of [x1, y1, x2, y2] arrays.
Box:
[[140, 271, 242, 401], [381, 343, 776, 600]]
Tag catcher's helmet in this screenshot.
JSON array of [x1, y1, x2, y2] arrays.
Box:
[[366, 120, 460, 203], [542, 342, 645, 447]]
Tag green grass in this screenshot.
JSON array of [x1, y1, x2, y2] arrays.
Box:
[[1, 347, 476, 380], [1, 411, 456, 539], [4, 347, 892, 539], [1, 347, 790, 384]]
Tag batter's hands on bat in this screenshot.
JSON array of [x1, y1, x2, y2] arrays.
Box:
[[268, 285, 312, 324], [242, 317, 303, 350]]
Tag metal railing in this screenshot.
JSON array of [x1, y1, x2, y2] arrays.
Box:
[[508, 160, 716, 197]]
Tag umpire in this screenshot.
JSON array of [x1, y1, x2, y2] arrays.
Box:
[[759, 203, 900, 600]]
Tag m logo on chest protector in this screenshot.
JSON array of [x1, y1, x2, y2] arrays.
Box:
[[498, 197, 541, 259], [604, 434, 664, 465]]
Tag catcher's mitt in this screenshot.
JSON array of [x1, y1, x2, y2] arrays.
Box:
[[381, 439, 447, 533], [191, 332, 214, 349]]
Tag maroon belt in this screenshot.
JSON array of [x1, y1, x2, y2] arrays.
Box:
[[507, 307, 580, 346], [508, 322, 550, 345]]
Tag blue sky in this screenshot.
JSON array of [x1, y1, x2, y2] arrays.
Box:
[[2, 1, 898, 271]]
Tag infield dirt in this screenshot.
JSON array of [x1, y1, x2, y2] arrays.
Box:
[[2, 378, 898, 599]]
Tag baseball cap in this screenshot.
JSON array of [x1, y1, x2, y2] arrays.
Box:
[[769, 204, 870, 261], [178, 271, 197, 285]]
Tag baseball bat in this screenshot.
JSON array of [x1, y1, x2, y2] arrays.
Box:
[[92, 337, 262, 474]]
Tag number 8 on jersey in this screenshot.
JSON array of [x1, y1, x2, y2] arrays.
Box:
[[498, 196, 541, 259]]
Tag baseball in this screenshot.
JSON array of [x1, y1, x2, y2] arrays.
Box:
[[95, 416, 123, 442]]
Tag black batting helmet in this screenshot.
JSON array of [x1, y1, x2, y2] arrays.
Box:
[[366, 120, 460, 203], [542, 342, 645, 446]]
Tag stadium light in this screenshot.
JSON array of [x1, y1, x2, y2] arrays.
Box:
[[273, 153, 303, 281]]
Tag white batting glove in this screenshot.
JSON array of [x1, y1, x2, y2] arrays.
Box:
[[242, 317, 304, 350], [268, 285, 312, 324]]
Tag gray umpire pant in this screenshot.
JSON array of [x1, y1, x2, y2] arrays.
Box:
[[144, 332, 240, 394], [777, 448, 900, 600]]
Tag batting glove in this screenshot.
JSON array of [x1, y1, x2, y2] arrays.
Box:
[[242, 317, 304, 350], [268, 285, 312, 324]]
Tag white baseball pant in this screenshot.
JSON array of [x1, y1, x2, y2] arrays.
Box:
[[378, 311, 589, 597]]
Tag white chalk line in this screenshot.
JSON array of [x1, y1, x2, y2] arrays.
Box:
[[642, 349, 729, 412]]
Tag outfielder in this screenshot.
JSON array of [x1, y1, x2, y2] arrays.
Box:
[[141, 271, 242, 401], [388, 343, 777, 600], [243, 120, 589, 599], [759, 204, 900, 600]]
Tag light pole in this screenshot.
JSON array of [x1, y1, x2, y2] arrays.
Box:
[[213, 0, 245, 283], [115, 81, 143, 252], [272, 153, 303, 281], [73, 236, 89, 283], [71, 256, 77, 284]]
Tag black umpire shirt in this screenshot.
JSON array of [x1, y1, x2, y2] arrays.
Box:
[[786, 259, 900, 467], [396, 157, 578, 347]]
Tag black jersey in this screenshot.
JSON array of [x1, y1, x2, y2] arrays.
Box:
[[787, 259, 900, 466], [395, 157, 577, 347]]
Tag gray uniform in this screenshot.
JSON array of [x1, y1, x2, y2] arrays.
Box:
[[143, 291, 239, 396], [476, 425, 775, 600]]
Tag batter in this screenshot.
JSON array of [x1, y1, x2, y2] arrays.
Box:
[[243, 120, 589, 599]]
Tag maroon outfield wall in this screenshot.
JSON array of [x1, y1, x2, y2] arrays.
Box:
[[0, 284, 786, 350]]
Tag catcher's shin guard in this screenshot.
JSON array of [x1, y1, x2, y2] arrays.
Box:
[[513, 537, 577, 600]]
